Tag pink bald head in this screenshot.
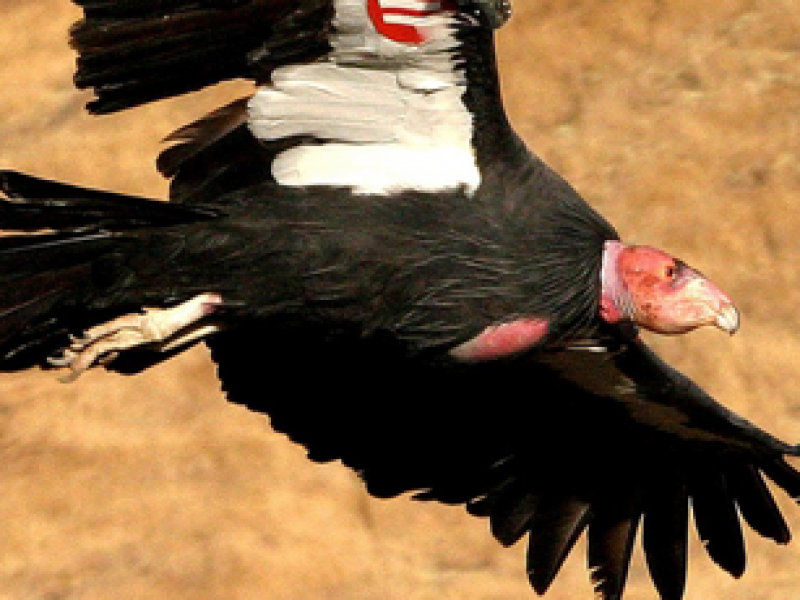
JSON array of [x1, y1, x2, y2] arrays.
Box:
[[600, 241, 740, 335]]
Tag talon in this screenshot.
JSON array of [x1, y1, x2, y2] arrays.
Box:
[[47, 350, 75, 368], [67, 334, 87, 349], [47, 293, 225, 381]]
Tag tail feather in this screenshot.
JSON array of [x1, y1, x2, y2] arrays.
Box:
[[0, 266, 93, 367], [0, 171, 217, 230], [0, 232, 112, 275], [0, 170, 219, 369]]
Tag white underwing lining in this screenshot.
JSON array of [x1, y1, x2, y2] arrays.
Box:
[[247, 0, 480, 195]]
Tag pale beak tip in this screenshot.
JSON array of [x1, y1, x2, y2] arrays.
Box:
[[715, 305, 741, 335]]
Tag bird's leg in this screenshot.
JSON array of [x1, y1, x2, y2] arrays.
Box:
[[48, 293, 224, 382]]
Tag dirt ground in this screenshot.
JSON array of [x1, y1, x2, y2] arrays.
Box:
[[1, 1, 800, 599]]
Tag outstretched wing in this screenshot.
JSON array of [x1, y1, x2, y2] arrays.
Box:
[[70, 0, 516, 200], [208, 325, 800, 600], [71, 0, 333, 115]]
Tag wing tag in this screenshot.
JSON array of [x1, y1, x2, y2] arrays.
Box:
[[367, 0, 457, 44]]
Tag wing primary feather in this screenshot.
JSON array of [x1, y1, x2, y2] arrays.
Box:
[[727, 463, 790, 544], [689, 468, 746, 577], [70, 0, 333, 113], [489, 483, 540, 547], [587, 498, 642, 600], [525, 497, 591, 595], [760, 456, 800, 501], [642, 475, 689, 600]]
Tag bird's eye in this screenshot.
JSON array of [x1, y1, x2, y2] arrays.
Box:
[[664, 265, 676, 279]]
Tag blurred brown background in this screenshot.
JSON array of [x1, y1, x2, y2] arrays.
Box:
[[1, 1, 800, 598]]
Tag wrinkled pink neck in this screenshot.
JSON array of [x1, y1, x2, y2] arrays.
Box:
[[600, 240, 633, 324]]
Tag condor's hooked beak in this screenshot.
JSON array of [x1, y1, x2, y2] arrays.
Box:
[[714, 300, 740, 334], [684, 278, 741, 335]]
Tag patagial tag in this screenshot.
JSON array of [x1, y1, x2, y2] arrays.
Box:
[[367, 0, 456, 43]]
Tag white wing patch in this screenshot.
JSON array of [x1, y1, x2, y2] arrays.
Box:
[[247, 0, 480, 195]]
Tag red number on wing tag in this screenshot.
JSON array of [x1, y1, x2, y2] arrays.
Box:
[[367, 0, 457, 44]]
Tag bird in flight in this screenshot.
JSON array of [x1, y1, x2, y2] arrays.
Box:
[[1, 1, 798, 599]]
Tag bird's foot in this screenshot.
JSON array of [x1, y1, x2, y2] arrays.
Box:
[[48, 293, 224, 382]]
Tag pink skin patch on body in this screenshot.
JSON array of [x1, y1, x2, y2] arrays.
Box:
[[450, 318, 550, 362], [367, 0, 456, 44]]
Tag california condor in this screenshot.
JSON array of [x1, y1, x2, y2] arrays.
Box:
[[0, 1, 798, 599]]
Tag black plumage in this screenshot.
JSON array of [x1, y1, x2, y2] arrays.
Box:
[[2, 2, 800, 599], [71, 0, 334, 113], [642, 470, 689, 600]]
